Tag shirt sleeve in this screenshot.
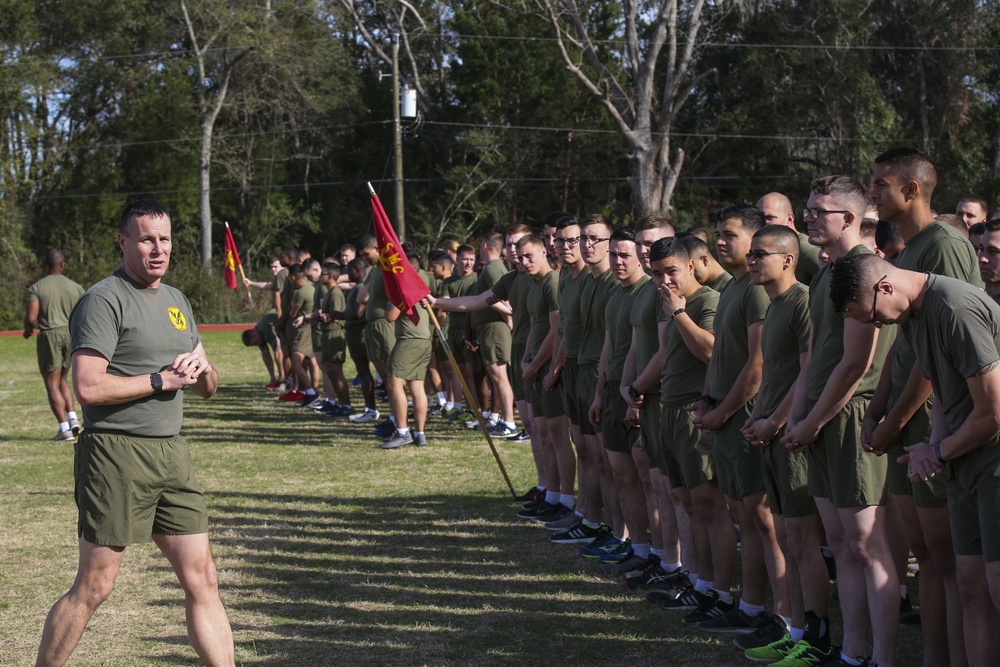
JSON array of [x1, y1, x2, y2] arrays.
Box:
[[70, 292, 120, 361]]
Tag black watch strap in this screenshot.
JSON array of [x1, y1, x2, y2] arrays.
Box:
[[150, 373, 164, 394]]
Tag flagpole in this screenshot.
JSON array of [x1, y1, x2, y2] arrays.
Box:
[[225, 221, 254, 309], [424, 305, 518, 500]]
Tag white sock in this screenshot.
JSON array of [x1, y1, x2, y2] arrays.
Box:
[[545, 490, 560, 504], [582, 518, 600, 528], [58, 421, 70, 433], [900, 584, 908, 598], [713, 588, 733, 604], [489, 412, 499, 422], [67, 411, 77, 421], [305, 388, 317, 396], [481, 410, 491, 420], [436, 391, 447, 406], [779, 614, 793, 630], [413, 431, 424, 437], [396, 428, 409, 437], [739, 599, 764, 616], [446, 402, 457, 410], [632, 543, 650, 558], [662, 561, 682, 572], [839, 652, 862, 666], [559, 494, 574, 508], [789, 627, 804, 642], [503, 420, 516, 429], [688, 572, 698, 585], [695, 579, 712, 593]]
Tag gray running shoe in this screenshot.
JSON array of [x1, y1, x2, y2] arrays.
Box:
[[379, 430, 414, 449], [543, 511, 582, 531], [411, 431, 428, 447], [53, 429, 75, 443], [68, 418, 82, 437], [349, 409, 380, 423]]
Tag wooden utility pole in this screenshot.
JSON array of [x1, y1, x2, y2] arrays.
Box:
[[391, 31, 405, 241]]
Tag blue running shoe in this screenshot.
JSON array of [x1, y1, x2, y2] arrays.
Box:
[[580, 531, 627, 559]]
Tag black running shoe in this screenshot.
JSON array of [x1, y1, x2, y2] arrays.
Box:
[[550, 521, 605, 544], [733, 614, 788, 650], [516, 500, 554, 519]]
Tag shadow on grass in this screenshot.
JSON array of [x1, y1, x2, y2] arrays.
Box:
[[170, 491, 701, 667]]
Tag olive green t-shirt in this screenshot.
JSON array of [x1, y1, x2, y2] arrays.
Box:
[[472, 259, 509, 327], [579, 268, 616, 365], [345, 284, 365, 333], [796, 232, 822, 286], [394, 269, 433, 340], [274, 268, 294, 314], [758, 282, 810, 416], [322, 285, 347, 338], [70, 268, 201, 436], [558, 268, 590, 359], [904, 274, 1000, 438], [605, 275, 650, 381], [526, 270, 560, 358], [807, 245, 895, 402], [660, 285, 719, 405], [629, 280, 663, 395], [889, 221, 982, 400], [708, 272, 770, 402], [255, 310, 278, 347], [707, 272, 733, 293], [492, 269, 533, 346], [313, 282, 329, 336], [291, 282, 315, 339], [364, 268, 389, 322], [441, 271, 477, 337], [272, 267, 288, 296], [26, 274, 84, 330]]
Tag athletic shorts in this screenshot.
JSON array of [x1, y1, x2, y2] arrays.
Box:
[[388, 338, 432, 381], [576, 362, 600, 436], [74, 431, 208, 546], [807, 395, 887, 508], [346, 324, 368, 363], [640, 393, 676, 477], [510, 342, 527, 402], [712, 401, 765, 500], [661, 403, 714, 490], [291, 323, 313, 358], [602, 379, 640, 453], [476, 321, 512, 365], [256, 312, 278, 348], [947, 441, 1000, 561], [37, 327, 72, 373], [322, 334, 347, 364], [560, 359, 582, 426], [528, 362, 564, 419], [763, 428, 817, 517], [445, 329, 468, 364], [365, 318, 396, 364], [311, 327, 324, 355], [885, 401, 948, 508]]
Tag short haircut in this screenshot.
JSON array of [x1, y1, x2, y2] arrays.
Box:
[[810, 175, 868, 217], [456, 243, 476, 256], [45, 249, 65, 270], [516, 234, 545, 251], [969, 222, 986, 238], [983, 219, 1000, 234], [875, 220, 903, 251], [752, 225, 799, 256], [713, 203, 766, 232], [543, 211, 574, 228], [556, 216, 581, 231], [430, 251, 454, 268], [296, 249, 311, 263], [874, 147, 937, 198], [281, 247, 298, 262], [935, 213, 969, 238], [241, 329, 257, 346], [339, 243, 356, 254], [678, 233, 710, 258], [505, 223, 534, 237], [268, 255, 280, 265], [441, 239, 460, 252], [482, 231, 504, 253], [304, 257, 320, 271], [358, 234, 377, 250], [860, 217, 877, 241], [582, 213, 614, 236], [829, 253, 892, 314], [610, 226, 636, 243], [120, 199, 169, 234], [348, 257, 368, 273], [322, 262, 341, 278], [958, 195, 989, 218], [288, 263, 304, 278], [635, 215, 675, 234], [401, 241, 421, 268], [649, 236, 689, 264]]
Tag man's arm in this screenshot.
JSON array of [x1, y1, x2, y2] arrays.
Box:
[[868, 359, 933, 453], [526, 311, 559, 377], [23, 300, 39, 338], [422, 290, 499, 313], [589, 333, 611, 427], [73, 342, 216, 405], [631, 321, 667, 394]]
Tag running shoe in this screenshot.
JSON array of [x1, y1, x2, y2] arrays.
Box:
[[657, 586, 710, 610], [374, 418, 396, 438], [534, 503, 573, 523], [53, 429, 75, 442], [332, 404, 354, 417], [764, 639, 834, 666], [516, 501, 555, 520], [515, 486, 545, 503], [68, 417, 82, 437], [600, 552, 654, 575], [550, 521, 605, 544], [278, 390, 306, 402], [698, 606, 771, 633], [488, 422, 518, 437], [265, 380, 283, 390], [733, 614, 788, 650], [411, 431, 428, 447], [349, 408, 380, 423], [743, 633, 795, 663], [379, 430, 414, 449], [507, 429, 531, 442], [543, 511, 582, 531], [313, 399, 337, 412], [580, 533, 628, 559], [297, 394, 321, 407], [624, 565, 684, 591], [683, 590, 733, 624]]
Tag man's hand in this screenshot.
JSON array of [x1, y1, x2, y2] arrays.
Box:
[[659, 284, 686, 315], [543, 367, 560, 392], [743, 417, 779, 446], [898, 442, 943, 483], [164, 351, 212, 391], [625, 405, 640, 427], [420, 295, 438, 308], [589, 396, 604, 428], [292, 315, 304, 328], [781, 417, 819, 453], [695, 407, 727, 432], [22, 328, 32, 339], [621, 384, 643, 409]]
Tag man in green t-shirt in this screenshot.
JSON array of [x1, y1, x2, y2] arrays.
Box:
[[285, 264, 320, 404], [867, 147, 979, 667], [740, 225, 831, 661], [24, 249, 85, 441], [781, 176, 898, 667], [831, 253, 1000, 667], [241, 310, 280, 387], [757, 192, 822, 287], [270, 247, 297, 387], [680, 234, 732, 293], [978, 220, 1000, 306], [36, 200, 234, 666], [312, 262, 351, 416], [341, 259, 379, 424], [435, 244, 478, 416]]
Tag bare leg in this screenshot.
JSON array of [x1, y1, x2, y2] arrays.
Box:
[[152, 533, 235, 667], [649, 468, 680, 563], [547, 415, 576, 497], [408, 378, 428, 433], [36, 540, 126, 667], [609, 448, 648, 543], [745, 490, 790, 616], [957, 555, 1000, 667], [42, 369, 68, 423], [59, 368, 75, 415], [485, 363, 515, 423], [916, 505, 967, 667], [387, 375, 409, 429]]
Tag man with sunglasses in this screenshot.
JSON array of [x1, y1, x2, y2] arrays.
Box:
[[781, 176, 897, 667]]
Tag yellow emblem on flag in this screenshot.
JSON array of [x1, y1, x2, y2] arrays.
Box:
[[167, 307, 188, 331], [379, 242, 405, 274], [224, 248, 236, 271]]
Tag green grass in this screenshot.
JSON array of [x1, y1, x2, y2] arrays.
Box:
[[0, 331, 923, 666]]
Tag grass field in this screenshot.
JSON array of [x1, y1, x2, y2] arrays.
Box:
[[0, 331, 923, 666]]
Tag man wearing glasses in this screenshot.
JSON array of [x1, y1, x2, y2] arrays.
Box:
[[781, 176, 897, 667], [866, 147, 979, 667], [830, 253, 1000, 667]]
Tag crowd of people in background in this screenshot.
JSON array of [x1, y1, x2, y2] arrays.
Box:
[[26, 147, 1000, 667]]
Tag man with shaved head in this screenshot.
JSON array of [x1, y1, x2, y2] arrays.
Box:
[[957, 195, 989, 230], [757, 192, 821, 286], [24, 249, 85, 442]]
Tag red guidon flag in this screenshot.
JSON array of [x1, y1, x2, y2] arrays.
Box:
[[223, 224, 242, 291], [369, 183, 430, 324]]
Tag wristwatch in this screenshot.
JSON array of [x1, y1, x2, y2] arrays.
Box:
[[671, 307, 686, 319], [934, 443, 945, 463], [627, 384, 642, 400], [150, 373, 164, 394]]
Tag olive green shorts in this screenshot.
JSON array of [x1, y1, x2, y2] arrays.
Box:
[[75, 431, 208, 547], [476, 321, 512, 365], [602, 379, 639, 453], [807, 395, 887, 508], [365, 318, 396, 364], [510, 342, 527, 402], [256, 311, 278, 348], [560, 360, 582, 426], [311, 327, 324, 355], [322, 333, 347, 364], [346, 324, 368, 363], [290, 323, 313, 358], [640, 393, 676, 477], [445, 329, 468, 364], [388, 338, 432, 381], [884, 400, 948, 507], [948, 442, 1000, 561], [763, 428, 817, 517], [712, 401, 765, 500], [576, 362, 600, 436], [37, 327, 72, 373], [528, 362, 564, 419], [662, 403, 715, 490]]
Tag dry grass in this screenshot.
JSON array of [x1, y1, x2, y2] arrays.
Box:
[[0, 331, 923, 666]]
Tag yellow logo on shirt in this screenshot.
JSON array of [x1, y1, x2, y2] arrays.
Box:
[[168, 307, 188, 331]]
